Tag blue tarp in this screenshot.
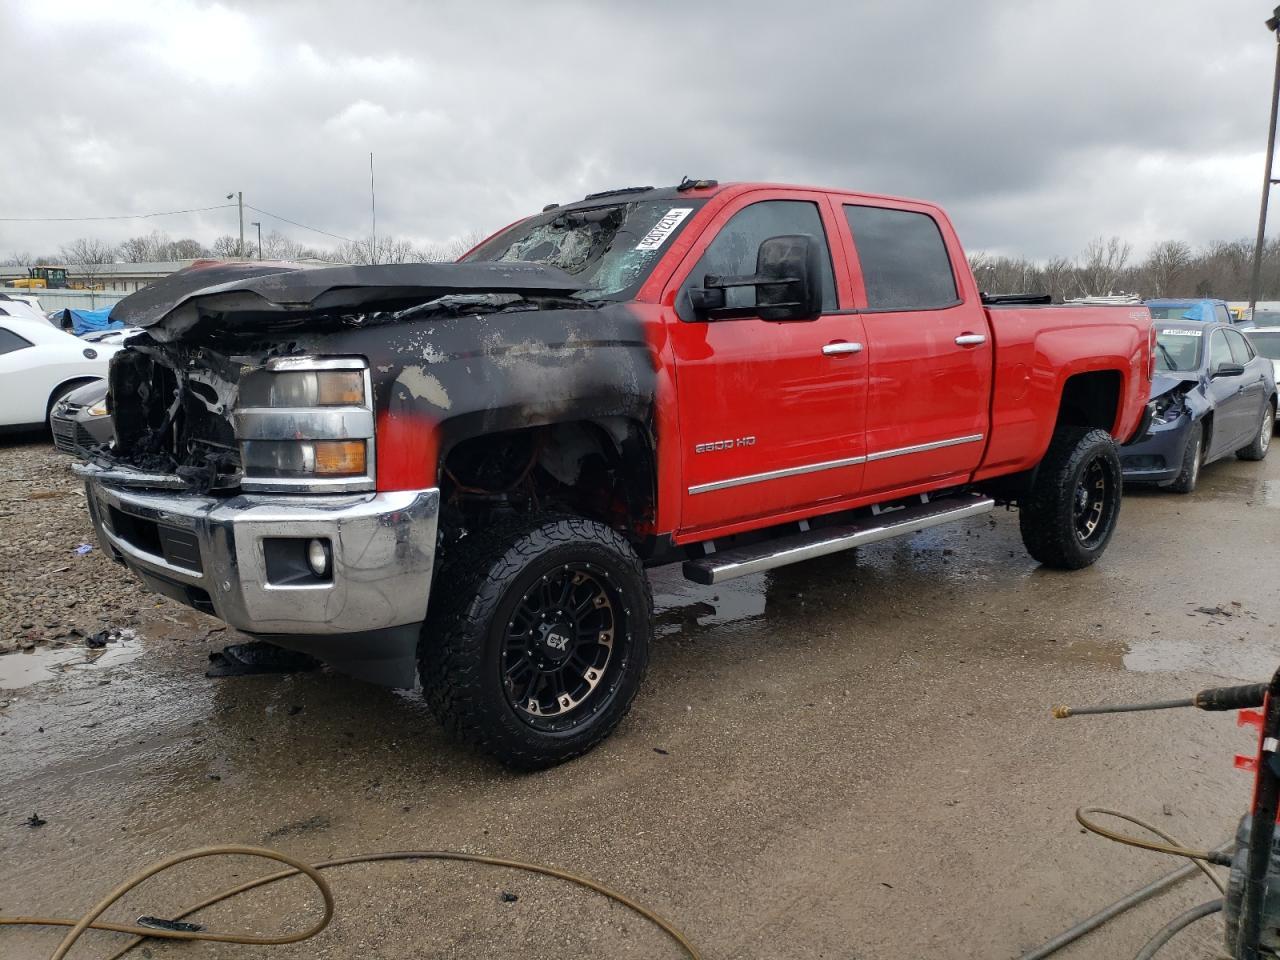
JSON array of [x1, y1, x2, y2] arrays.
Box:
[[59, 307, 124, 336]]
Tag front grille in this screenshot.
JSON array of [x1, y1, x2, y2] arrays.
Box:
[[106, 506, 204, 573], [50, 416, 78, 454]]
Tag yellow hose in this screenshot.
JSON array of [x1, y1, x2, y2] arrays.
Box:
[[0, 846, 702, 960], [1075, 807, 1228, 893]]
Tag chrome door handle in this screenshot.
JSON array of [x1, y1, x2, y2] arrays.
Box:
[[954, 334, 987, 346], [822, 342, 863, 356]]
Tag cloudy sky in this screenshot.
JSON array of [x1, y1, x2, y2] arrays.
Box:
[[2, 0, 1277, 262]]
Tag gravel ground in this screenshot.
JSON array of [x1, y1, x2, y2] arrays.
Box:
[[0, 437, 175, 655], [3, 434, 1279, 959]]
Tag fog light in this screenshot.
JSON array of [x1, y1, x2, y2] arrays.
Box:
[[307, 539, 330, 577]]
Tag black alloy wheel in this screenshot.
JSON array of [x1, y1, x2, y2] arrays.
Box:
[[420, 515, 651, 769], [1072, 457, 1111, 546], [502, 563, 624, 731]]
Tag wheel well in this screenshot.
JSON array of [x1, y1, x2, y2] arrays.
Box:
[[438, 418, 656, 545], [1199, 411, 1214, 454], [1055, 370, 1121, 435], [46, 377, 100, 417]]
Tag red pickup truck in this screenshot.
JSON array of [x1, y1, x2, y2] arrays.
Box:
[[79, 180, 1153, 767]]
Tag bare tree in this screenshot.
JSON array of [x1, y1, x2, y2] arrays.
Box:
[[168, 237, 208, 260], [119, 230, 211, 262], [1042, 257, 1074, 302], [1142, 240, 1192, 297], [1074, 236, 1132, 297], [59, 238, 117, 286], [211, 235, 242, 259]]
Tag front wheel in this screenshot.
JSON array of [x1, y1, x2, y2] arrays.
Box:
[[1236, 401, 1275, 461], [1019, 427, 1123, 570], [420, 515, 651, 770]]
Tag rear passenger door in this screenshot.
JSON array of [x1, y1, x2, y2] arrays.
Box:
[[1206, 328, 1252, 456], [1226, 326, 1270, 432], [837, 203, 993, 498]]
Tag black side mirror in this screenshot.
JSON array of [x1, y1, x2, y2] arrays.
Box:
[[690, 234, 823, 322], [1212, 361, 1245, 379]]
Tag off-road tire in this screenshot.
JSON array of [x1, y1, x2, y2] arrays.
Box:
[[419, 515, 651, 770], [1236, 401, 1275, 461], [1166, 421, 1203, 494], [1018, 426, 1123, 570]]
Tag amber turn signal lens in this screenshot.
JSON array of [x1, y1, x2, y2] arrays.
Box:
[[316, 371, 366, 406], [313, 440, 367, 476]]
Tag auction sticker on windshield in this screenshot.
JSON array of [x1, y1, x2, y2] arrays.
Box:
[[635, 208, 693, 251], [1160, 328, 1202, 336]]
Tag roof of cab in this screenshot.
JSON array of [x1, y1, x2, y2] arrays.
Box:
[[553, 181, 940, 213]]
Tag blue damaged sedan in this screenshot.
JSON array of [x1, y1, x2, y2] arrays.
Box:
[[1120, 320, 1276, 493]]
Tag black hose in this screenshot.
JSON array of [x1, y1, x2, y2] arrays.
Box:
[[1131, 899, 1222, 960], [1235, 666, 1280, 960], [1015, 854, 1227, 960]]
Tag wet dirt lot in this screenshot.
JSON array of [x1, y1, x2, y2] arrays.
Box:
[[2, 437, 1279, 959]]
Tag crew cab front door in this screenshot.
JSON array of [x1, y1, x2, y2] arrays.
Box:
[[837, 202, 993, 498], [666, 194, 868, 535]]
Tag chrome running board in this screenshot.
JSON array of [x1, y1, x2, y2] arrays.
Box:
[[681, 493, 996, 585]]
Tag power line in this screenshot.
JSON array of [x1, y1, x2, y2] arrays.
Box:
[[244, 204, 363, 246], [0, 203, 236, 223]]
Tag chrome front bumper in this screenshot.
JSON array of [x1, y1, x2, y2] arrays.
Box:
[[76, 463, 439, 636]]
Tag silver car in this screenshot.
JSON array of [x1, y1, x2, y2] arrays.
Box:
[[50, 380, 112, 457]]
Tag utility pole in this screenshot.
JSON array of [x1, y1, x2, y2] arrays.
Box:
[[369, 152, 377, 265], [250, 221, 262, 259], [226, 191, 245, 258], [1249, 7, 1280, 317]]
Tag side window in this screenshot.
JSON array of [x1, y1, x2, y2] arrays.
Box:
[[685, 200, 836, 312], [1226, 328, 1254, 364], [844, 205, 958, 310], [1209, 330, 1233, 371], [0, 326, 33, 355], [1215, 304, 1231, 324]]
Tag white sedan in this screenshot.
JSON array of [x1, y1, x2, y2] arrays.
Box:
[[0, 316, 119, 431]]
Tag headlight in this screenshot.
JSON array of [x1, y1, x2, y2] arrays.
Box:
[[238, 369, 366, 408], [234, 357, 374, 493], [87, 400, 109, 417]]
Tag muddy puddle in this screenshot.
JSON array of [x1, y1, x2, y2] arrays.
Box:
[[0, 638, 141, 691]]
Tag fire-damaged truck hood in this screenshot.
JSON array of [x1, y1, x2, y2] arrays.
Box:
[[113, 259, 586, 343], [100, 260, 656, 496]]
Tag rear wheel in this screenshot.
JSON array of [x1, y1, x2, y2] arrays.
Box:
[[1236, 401, 1274, 461], [420, 515, 651, 769], [1166, 421, 1202, 494], [1018, 426, 1123, 569]]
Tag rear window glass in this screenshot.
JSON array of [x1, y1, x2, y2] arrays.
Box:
[[844, 205, 957, 310], [0, 326, 33, 355], [1148, 304, 1211, 321]]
